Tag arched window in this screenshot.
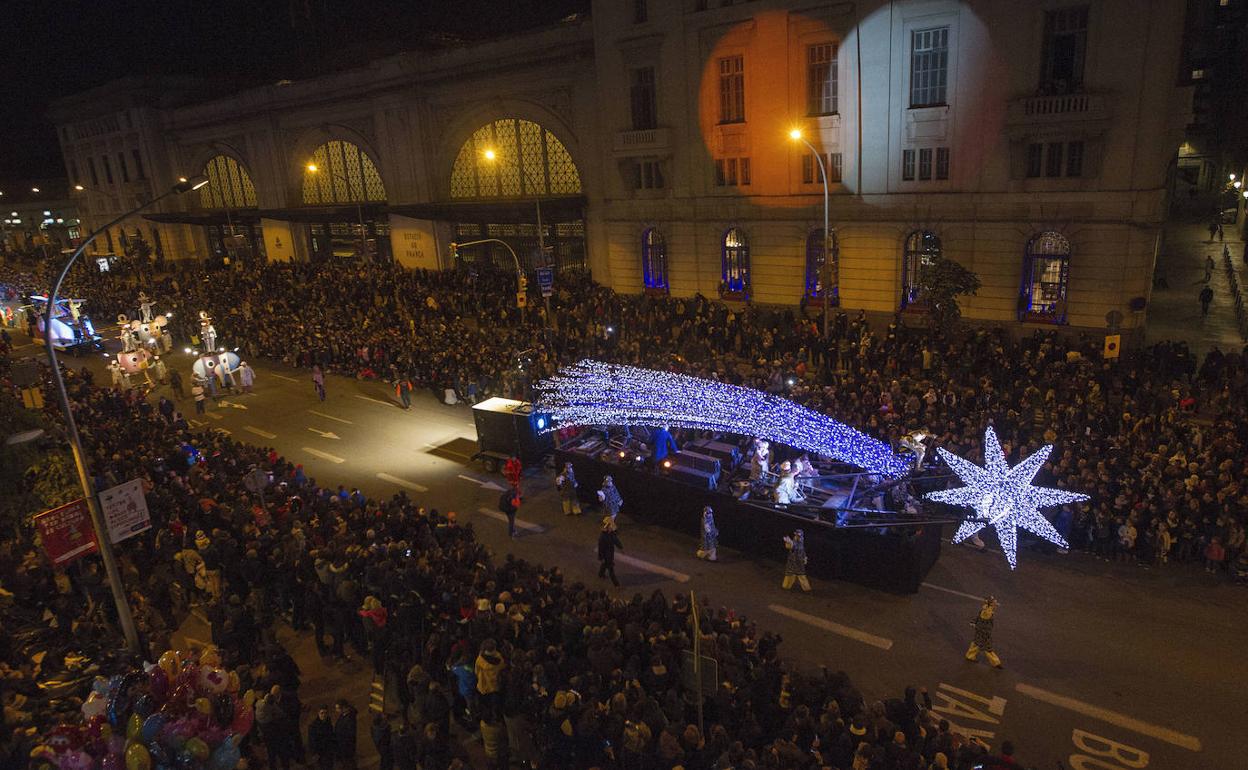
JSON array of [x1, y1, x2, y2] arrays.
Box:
[[805, 228, 839, 301], [642, 228, 668, 292], [1020, 231, 1072, 322], [449, 118, 582, 199], [722, 228, 750, 297], [200, 155, 257, 209], [901, 230, 941, 308], [302, 140, 387, 204]]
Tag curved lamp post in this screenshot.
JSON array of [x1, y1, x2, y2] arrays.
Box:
[[44, 174, 208, 652], [789, 129, 834, 338]]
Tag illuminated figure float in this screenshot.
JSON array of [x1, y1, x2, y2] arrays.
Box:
[[28, 295, 102, 354], [190, 310, 242, 390]]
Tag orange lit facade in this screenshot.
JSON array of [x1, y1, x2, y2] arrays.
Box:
[[51, 0, 1190, 330]]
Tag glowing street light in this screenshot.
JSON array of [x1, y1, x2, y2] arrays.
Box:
[[306, 162, 367, 252], [31, 187, 40, 193], [788, 127, 833, 338]]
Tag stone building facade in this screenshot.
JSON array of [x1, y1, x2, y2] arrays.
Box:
[[51, 0, 1191, 331]]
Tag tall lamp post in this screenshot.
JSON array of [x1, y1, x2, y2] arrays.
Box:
[[481, 148, 553, 327], [44, 174, 209, 653], [306, 163, 368, 259], [789, 129, 834, 338]]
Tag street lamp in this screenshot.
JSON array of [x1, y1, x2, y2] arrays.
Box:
[[31, 187, 41, 193], [481, 148, 555, 327], [306, 163, 368, 259], [789, 128, 834, 338], [43, 173, 207, 653]]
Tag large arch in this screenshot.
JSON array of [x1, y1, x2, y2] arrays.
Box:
[[448, 118, 582, 199], [288, 124, 388, 203], [199, 154, 258, 210], [301, 139, 387, 204]]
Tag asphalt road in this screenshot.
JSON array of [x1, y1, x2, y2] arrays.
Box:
[[12, 328, 1248, 770]]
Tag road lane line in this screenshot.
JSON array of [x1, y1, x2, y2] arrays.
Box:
[[922, 582, 986, 602], [475, 506, 543, 533], [614, 553, 690, 583], [243, 426, 277, 439], [206, 412, 224, 420], [309, 410, 354, 424], [377, 473, 429, 493], [272, 374, 299, 382], [355, 394, 395, 407], [767, 604, 894, 651], [1013, 683, 1202, 752], [302, 447, 345, 464]]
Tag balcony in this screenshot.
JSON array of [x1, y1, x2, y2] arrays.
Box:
[[1006, 92, 1109, 125], [613, 126, 671, 157]]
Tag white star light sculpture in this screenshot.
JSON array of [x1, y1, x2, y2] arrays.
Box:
[[925, 427, 1089, 569]]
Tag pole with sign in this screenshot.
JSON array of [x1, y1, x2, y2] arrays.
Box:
[[33, 499, 99, 566], [98, 478, 152, 544]]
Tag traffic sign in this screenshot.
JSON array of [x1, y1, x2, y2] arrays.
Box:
[[99, 478, 151, 544], [516, 292, 528, 308], [536, 267, 554, 298]]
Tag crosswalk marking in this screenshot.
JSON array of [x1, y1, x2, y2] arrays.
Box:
[[474, 506, 543, 533], [767, 604, 894, 651], [1014, 683, 1202, 752], [377, 473, 429, 493], [309, 409, 354, 424], [302, 447, 345, 464], [243, 425, 277, 439], [614, 553, 690, 583]]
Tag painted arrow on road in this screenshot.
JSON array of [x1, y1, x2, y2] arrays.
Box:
[[307, 427, 341, 440], [457, 474, 507, 491], [218, 400, 248, 410]]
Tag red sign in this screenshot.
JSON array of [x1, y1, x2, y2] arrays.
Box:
[[33, 499, 99, 567]]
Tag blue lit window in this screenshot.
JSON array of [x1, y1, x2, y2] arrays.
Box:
[[805, 227, 839, 301], [1020, 231, 1071, 323], [642, 227, 668, 292], [721, 227, 750, 298], [901, 230, 941, 309]]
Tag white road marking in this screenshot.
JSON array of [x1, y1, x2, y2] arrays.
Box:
[[614, 553, 691, 583], [307, 427, 340, 440], [272, 374, 299, 382], [922, 582, 987, 602], [457, 474, 507, 491], [218, 400, 248, 410], [302, 447, 345, 464], [475, 506, 543, 533], [767, 604, 894, 651], [243, 426, 277, 439], [214, 428, 232, 436], [1013, 683, 1202, 752], [355, 394, 395, 407], [189, 419, 208, 428], [309, 410, 353, 424], [376, 473, 429, 493], [206, 412, 224, 420]]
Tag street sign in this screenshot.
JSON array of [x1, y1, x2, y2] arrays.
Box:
[[1103, 334, 1121, 359], [10, 359, 38, 387], [33, 499, 98, 567], [536, 267, 554, 298], [99, 478, 152, 544]]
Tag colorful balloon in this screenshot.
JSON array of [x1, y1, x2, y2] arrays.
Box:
[[82, 692, 108, 720], [141, 714, 167, 743], [206, 737, 240, 770], [125, 714, 143, 741], [157, 652, 178, 677], [193, 698, 212, 716], [183, 737, 209, 763], [124, 742, 152, 770], [227, 703, 252, 737]]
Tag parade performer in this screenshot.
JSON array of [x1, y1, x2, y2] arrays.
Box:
[[199, 311, 218, 353], [597, 474, 623, 521], [138, 291, 155, 322], [900, 428, 931, 470], [152, 354, 168, 384], [696, 506, 719, 562], [239, 360, 255, 393], [556, 462, 581, 516], [597, 517, 623, 587], [774, 461, 804, 504], [504, 455, 523, 501], [965, 596, 1003, 668], [781, 529, 811, 591], [750, 438, 771, 481], [650, 425, 678, 465]]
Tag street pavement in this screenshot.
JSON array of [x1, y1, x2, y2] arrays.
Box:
[[1146, 215, 1247, 356], [9, 328, 1248, 770]]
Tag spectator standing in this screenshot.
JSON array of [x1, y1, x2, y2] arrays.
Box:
[[782, 529, 811, 591], [192, 380, 206, 414], [370, 714, 393, 770], [598, 517, 623, 587], [333, 699, 358, 770], [498, 489, 519, 538], [313, 364, 326, 401], [307, 706, 336, 770]]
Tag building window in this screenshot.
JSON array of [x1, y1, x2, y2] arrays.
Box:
[[88, 158, 99, 186], [805, 227, 839, 300], [910, 27, 949, 107], [902, 150, 916, 180], [1045, 142, 1065, 177], [1065, 140, 1084, 176], [118, 152, 130, 183], [102, 155, 114, 185], [936, 147, 950, 180], [1026, 143, 1044, 178], [1040, 6, 1089, 93], [131, 149, 146, 179], [450, 118, 581, 199], [902, 230, 941, 308], [634, 0, 647, 23], [633, 160, 665, 190], [68, 159, 79, 185], [150, 226, 164, 259], [630, 67, 658, 131], [303, 139, 387, 204], [1020, 231, 1071, 322], [714, 157, 750, 187], [718, 55, 745, 123], [201, 155, 259, 209], [806, 43, 838, 116], [801, 152, 843, 184], [642, 227, 668, 291], [918, 148, 933, 180], [105, 228, 114, 253], [721, 227, 750, 297]]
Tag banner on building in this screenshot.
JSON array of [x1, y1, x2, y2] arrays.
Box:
[[99, 478, 152, 544], [33, 499, 99, 566]]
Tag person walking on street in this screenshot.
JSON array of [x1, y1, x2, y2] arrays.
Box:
[[1200, 285, 1214, 316], [696, 506, 719, 562], [192, 380, 206, 415], [597, 517, 623, 587], [782, 529, 811, 591], [556, 461, 581, 516], [965, 596, 1003, 668], [239, 360, 255, 393], [313, 365, 326, 401], [308, 705, 336, 770], [1208, 221, 1218, 242], [169, 369, 184, 399], [1217, 222, 1225, 242], [498, 488, 519, 538], [597, 474, 623, 522], [1205, 254, 1215, 282], [394, 377, 412, 409]]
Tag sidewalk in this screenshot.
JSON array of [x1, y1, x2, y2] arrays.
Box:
[[1145, 216, 1247, 356]]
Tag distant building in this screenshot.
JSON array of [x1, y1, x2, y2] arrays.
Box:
[[0, 179, 80, 255], [50, 0, 1192, 331]]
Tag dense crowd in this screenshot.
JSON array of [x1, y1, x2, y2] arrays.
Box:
[[16, 254, 1248, 577]]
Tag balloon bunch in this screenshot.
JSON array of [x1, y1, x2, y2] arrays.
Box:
[[32, 647, 254, 770]]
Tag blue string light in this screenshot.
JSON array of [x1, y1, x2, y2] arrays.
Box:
[[924, 426, 1089, 569], [535, 360, 913, 477]]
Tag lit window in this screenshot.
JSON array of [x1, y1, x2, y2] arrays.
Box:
[[722, 227, 750, 296], [902, 230, 941, 308], [910, 27, 949, 107], [642, 228, 668, 291], [805, 227, 839, 301], [303, 140, 387, 204], [1021, 231, 1071, 322], [718, 55, 745, 123], [201, 155, 258, 209], [807, 43, 838, 116], [449, 119, 581, 199]]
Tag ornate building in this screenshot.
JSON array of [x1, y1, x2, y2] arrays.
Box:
[[51, 0, 1190, 330]]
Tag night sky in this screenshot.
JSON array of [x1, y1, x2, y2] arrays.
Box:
[[0, 0, 590, 181]]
